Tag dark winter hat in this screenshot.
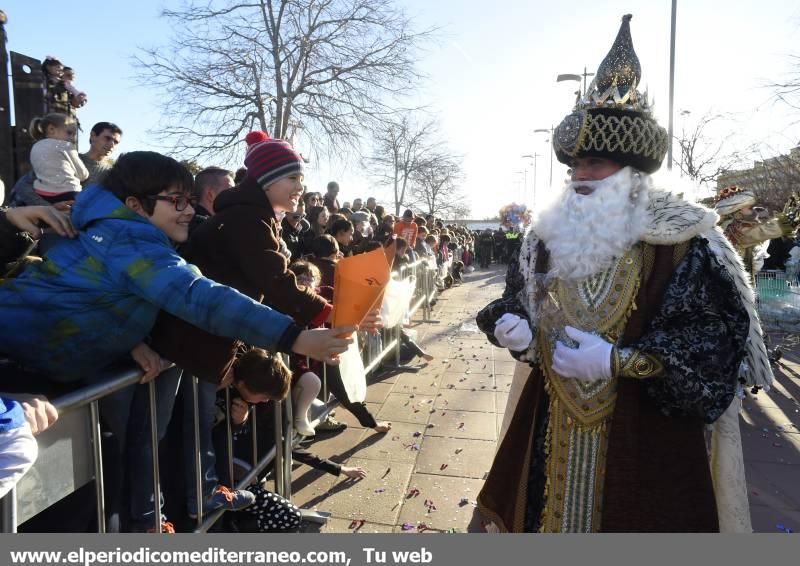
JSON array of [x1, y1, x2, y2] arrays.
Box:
[[552, 15, 669, 174], [243, 131, 304, 188]]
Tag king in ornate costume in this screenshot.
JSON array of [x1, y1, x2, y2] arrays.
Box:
[[714, 185, 798, 280], [475, 14, 772, 533]]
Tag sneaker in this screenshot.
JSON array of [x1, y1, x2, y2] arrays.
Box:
[[294, 416, 316, 437], [316, 416, 347, 432], [189, 485, 256, 518], [146, 521, 175, 534]]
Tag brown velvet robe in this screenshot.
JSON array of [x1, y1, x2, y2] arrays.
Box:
[[478, 243, 719, 532]]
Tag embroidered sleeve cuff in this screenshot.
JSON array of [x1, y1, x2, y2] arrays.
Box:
[[612, 347, 664, 379]]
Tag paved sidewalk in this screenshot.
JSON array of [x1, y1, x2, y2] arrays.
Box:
[[292, 265, 800, 534], [741, 331, 800, 533], [293, 267, 510, 533]]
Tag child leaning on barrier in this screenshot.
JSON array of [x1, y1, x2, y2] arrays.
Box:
[[0, 151, 351, 381], [213, 349, 366, 532], [212, 348, 301, 532], [0, 151, 353, 532]]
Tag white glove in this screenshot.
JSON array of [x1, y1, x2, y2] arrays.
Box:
[[494, 313, 533, 352], [551, 326, 613, 381]]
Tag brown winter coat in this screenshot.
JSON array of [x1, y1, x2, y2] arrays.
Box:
[[149, 178, 329, 383]]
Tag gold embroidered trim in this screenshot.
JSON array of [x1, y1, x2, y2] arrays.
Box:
[[539, 379, 610, 532], [538, 246, 643, 427], [616, 348, 664, 379], [555, 245, 643, 336]]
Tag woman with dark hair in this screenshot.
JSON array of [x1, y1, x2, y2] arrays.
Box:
[[327, 218, 354, 256], [373, 204, 385, 223], [304, 205, 329, 252]]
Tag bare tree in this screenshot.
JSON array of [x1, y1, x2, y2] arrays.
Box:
[[409, 153, 467, 218], [719, 144, 800, 212], [674, 111, 744, 187], [366, 115, 440, 215], [135, 0, 434, 163], [770, 54, 800, 120]]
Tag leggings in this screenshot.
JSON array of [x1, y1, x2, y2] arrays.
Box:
[[322, 364, 378, 428]]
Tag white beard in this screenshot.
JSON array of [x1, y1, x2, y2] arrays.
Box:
[[533, 166, 651, 280]]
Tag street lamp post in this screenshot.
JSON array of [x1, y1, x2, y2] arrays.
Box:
[[521, 154, 541, 207], [557, 66, 594, 96], [514, 169, 528, 202], [534, 127, 554, 188], [667, 0, 678, 171]]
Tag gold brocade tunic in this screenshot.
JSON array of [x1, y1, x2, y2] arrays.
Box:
[[536, 244, 644, 532]]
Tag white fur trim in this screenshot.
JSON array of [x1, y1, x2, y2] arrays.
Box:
[[642, 190, 719, 245], [702, 226, 773, 390]]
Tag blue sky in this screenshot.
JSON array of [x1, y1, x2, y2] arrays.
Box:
[[4, 1, 800, 217]]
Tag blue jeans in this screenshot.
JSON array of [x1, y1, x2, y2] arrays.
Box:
[[100, 366, 182, 527], [182, 376, 220, 516]]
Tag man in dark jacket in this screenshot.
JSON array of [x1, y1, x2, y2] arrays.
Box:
[[189, 167, 234, 234]]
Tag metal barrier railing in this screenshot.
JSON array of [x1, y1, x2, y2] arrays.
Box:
[[755, 269, 800, 330], [0, 254, 445, 534]]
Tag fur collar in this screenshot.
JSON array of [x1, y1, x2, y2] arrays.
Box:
[[642, 189, 719, 245]]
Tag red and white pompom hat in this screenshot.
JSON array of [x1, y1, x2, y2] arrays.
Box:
[[243, 131, 305, 187]]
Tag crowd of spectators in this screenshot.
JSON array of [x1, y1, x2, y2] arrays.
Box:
[[0, 56, 479, 533]]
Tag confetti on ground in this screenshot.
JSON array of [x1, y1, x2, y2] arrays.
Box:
[[401, 522, 415, 531], [440, 464, 449, 470], [413, 431, 422, 437], [776, 523, 794, 533], [374, 488, 385, 494], [407, 488, 420, 499], [458, 422, 465, 429], [455, 448, 463, 454], [382, 467, 391, 479]]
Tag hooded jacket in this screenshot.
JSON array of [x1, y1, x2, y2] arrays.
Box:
[[0, 184, 299, 381]]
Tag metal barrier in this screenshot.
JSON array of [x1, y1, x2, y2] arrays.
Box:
[[0, 255, 444, 533], [755, 269, 800, 331]]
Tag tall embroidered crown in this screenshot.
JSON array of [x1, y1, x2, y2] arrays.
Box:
[[553, 14, 669, 174]]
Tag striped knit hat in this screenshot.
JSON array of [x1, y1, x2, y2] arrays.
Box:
[[243, 131, 304, 187]]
